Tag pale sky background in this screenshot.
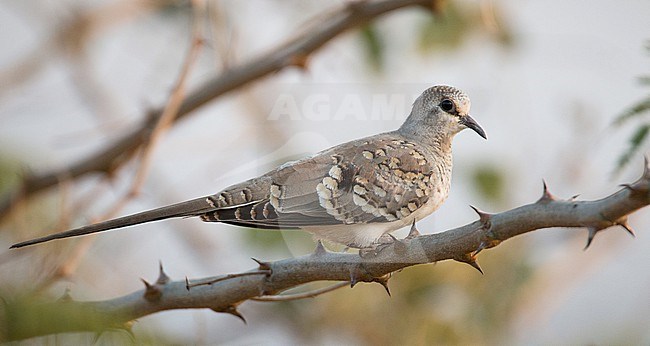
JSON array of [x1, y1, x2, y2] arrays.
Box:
[[0, 0, 649, 344]]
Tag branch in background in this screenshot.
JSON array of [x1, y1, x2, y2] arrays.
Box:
[[250, 281, 351, 302], [127, 0, 206, 196], [4, 1, 209, 294], [2, 160, 648, 341], [0, 0, 436, 219]]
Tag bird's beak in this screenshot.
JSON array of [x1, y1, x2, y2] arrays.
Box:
[[460, 115, 487, 140]]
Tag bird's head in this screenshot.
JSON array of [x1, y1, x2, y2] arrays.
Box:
[[399, 85, 487, 144]]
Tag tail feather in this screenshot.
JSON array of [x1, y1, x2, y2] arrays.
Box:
[[10, 197, 215, 248]]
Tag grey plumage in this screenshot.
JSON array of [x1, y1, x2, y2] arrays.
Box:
[[11, 85, 486, 249]]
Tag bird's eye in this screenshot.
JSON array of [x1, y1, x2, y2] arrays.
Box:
[[440, 99, 455, 113]]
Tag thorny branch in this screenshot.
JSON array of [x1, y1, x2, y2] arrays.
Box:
[[2, 160, 649, 341], [0, 0, 437, 219]]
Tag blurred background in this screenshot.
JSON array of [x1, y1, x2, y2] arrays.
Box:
[[0, 0, 649, 344]]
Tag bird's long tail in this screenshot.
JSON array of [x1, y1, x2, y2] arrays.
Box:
[[10, 197, 216, 248]]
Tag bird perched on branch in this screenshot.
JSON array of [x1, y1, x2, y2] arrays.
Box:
[[11, 85, 486, 251]]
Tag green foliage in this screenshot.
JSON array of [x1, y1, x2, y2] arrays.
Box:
[[418, 1, 514, 53], [360, 24, 385, 72], [471, 164, 506, 203], [0, 154, 20, 196], [613, 96, 650, 126], [417, 2, 471, 52], [617, 123, 650, 171], [614, 43, 650, 172], [1, 294, 124, 342], [358, 1, 513, 74], [0, 291, 187, 343]]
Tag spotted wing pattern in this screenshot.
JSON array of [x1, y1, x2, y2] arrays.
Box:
[[200, 134, 441, 229]]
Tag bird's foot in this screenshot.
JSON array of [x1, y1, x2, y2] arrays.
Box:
[[358, 233, 398, 258]]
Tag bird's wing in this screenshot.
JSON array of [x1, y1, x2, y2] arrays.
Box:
[[10, 135, 441, 248], [202, 134, 439, 228]]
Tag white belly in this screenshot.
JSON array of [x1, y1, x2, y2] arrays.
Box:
[[304, 190, 447, 248]]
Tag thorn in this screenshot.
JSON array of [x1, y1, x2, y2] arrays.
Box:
[[473, 240, 489, 257], [384, 233, 408, 255], [537, 179, 556, 203], [373, 274, 391, 297], [618, 183, 641, 194], [618, 181, 650, 198], [212, 306, 246, 324], [468, 260, 484, 275], [349, 268, 360, 288], [185, 277, 191, 291], [251, 258, 272, 275], [454, 253, 484, 275], [616, 218, 636, 238], [599, 214, 637, 239], [469, 205, 492, 227], [406, 220, 421, 239], [156, 261, 170, 285], [349, 263, 373, 288], [141, 278, 152, 288], [584, 227, 598, 250], [619, 183, 633, 190], [228, 307, 247, 324], [58, 288, 72, 302], [258, 287, 271, 297], [569, 194, 580, 201], [141, 278, 162, 302], [625, 157, 650, 191], [121, 321, 136, 343], [289, 54, 309, 71], [390, 233, 408, 255], [313, 240, 327, 255]]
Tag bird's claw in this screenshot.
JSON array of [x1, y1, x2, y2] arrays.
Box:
[[358, 233, 398, 258]]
